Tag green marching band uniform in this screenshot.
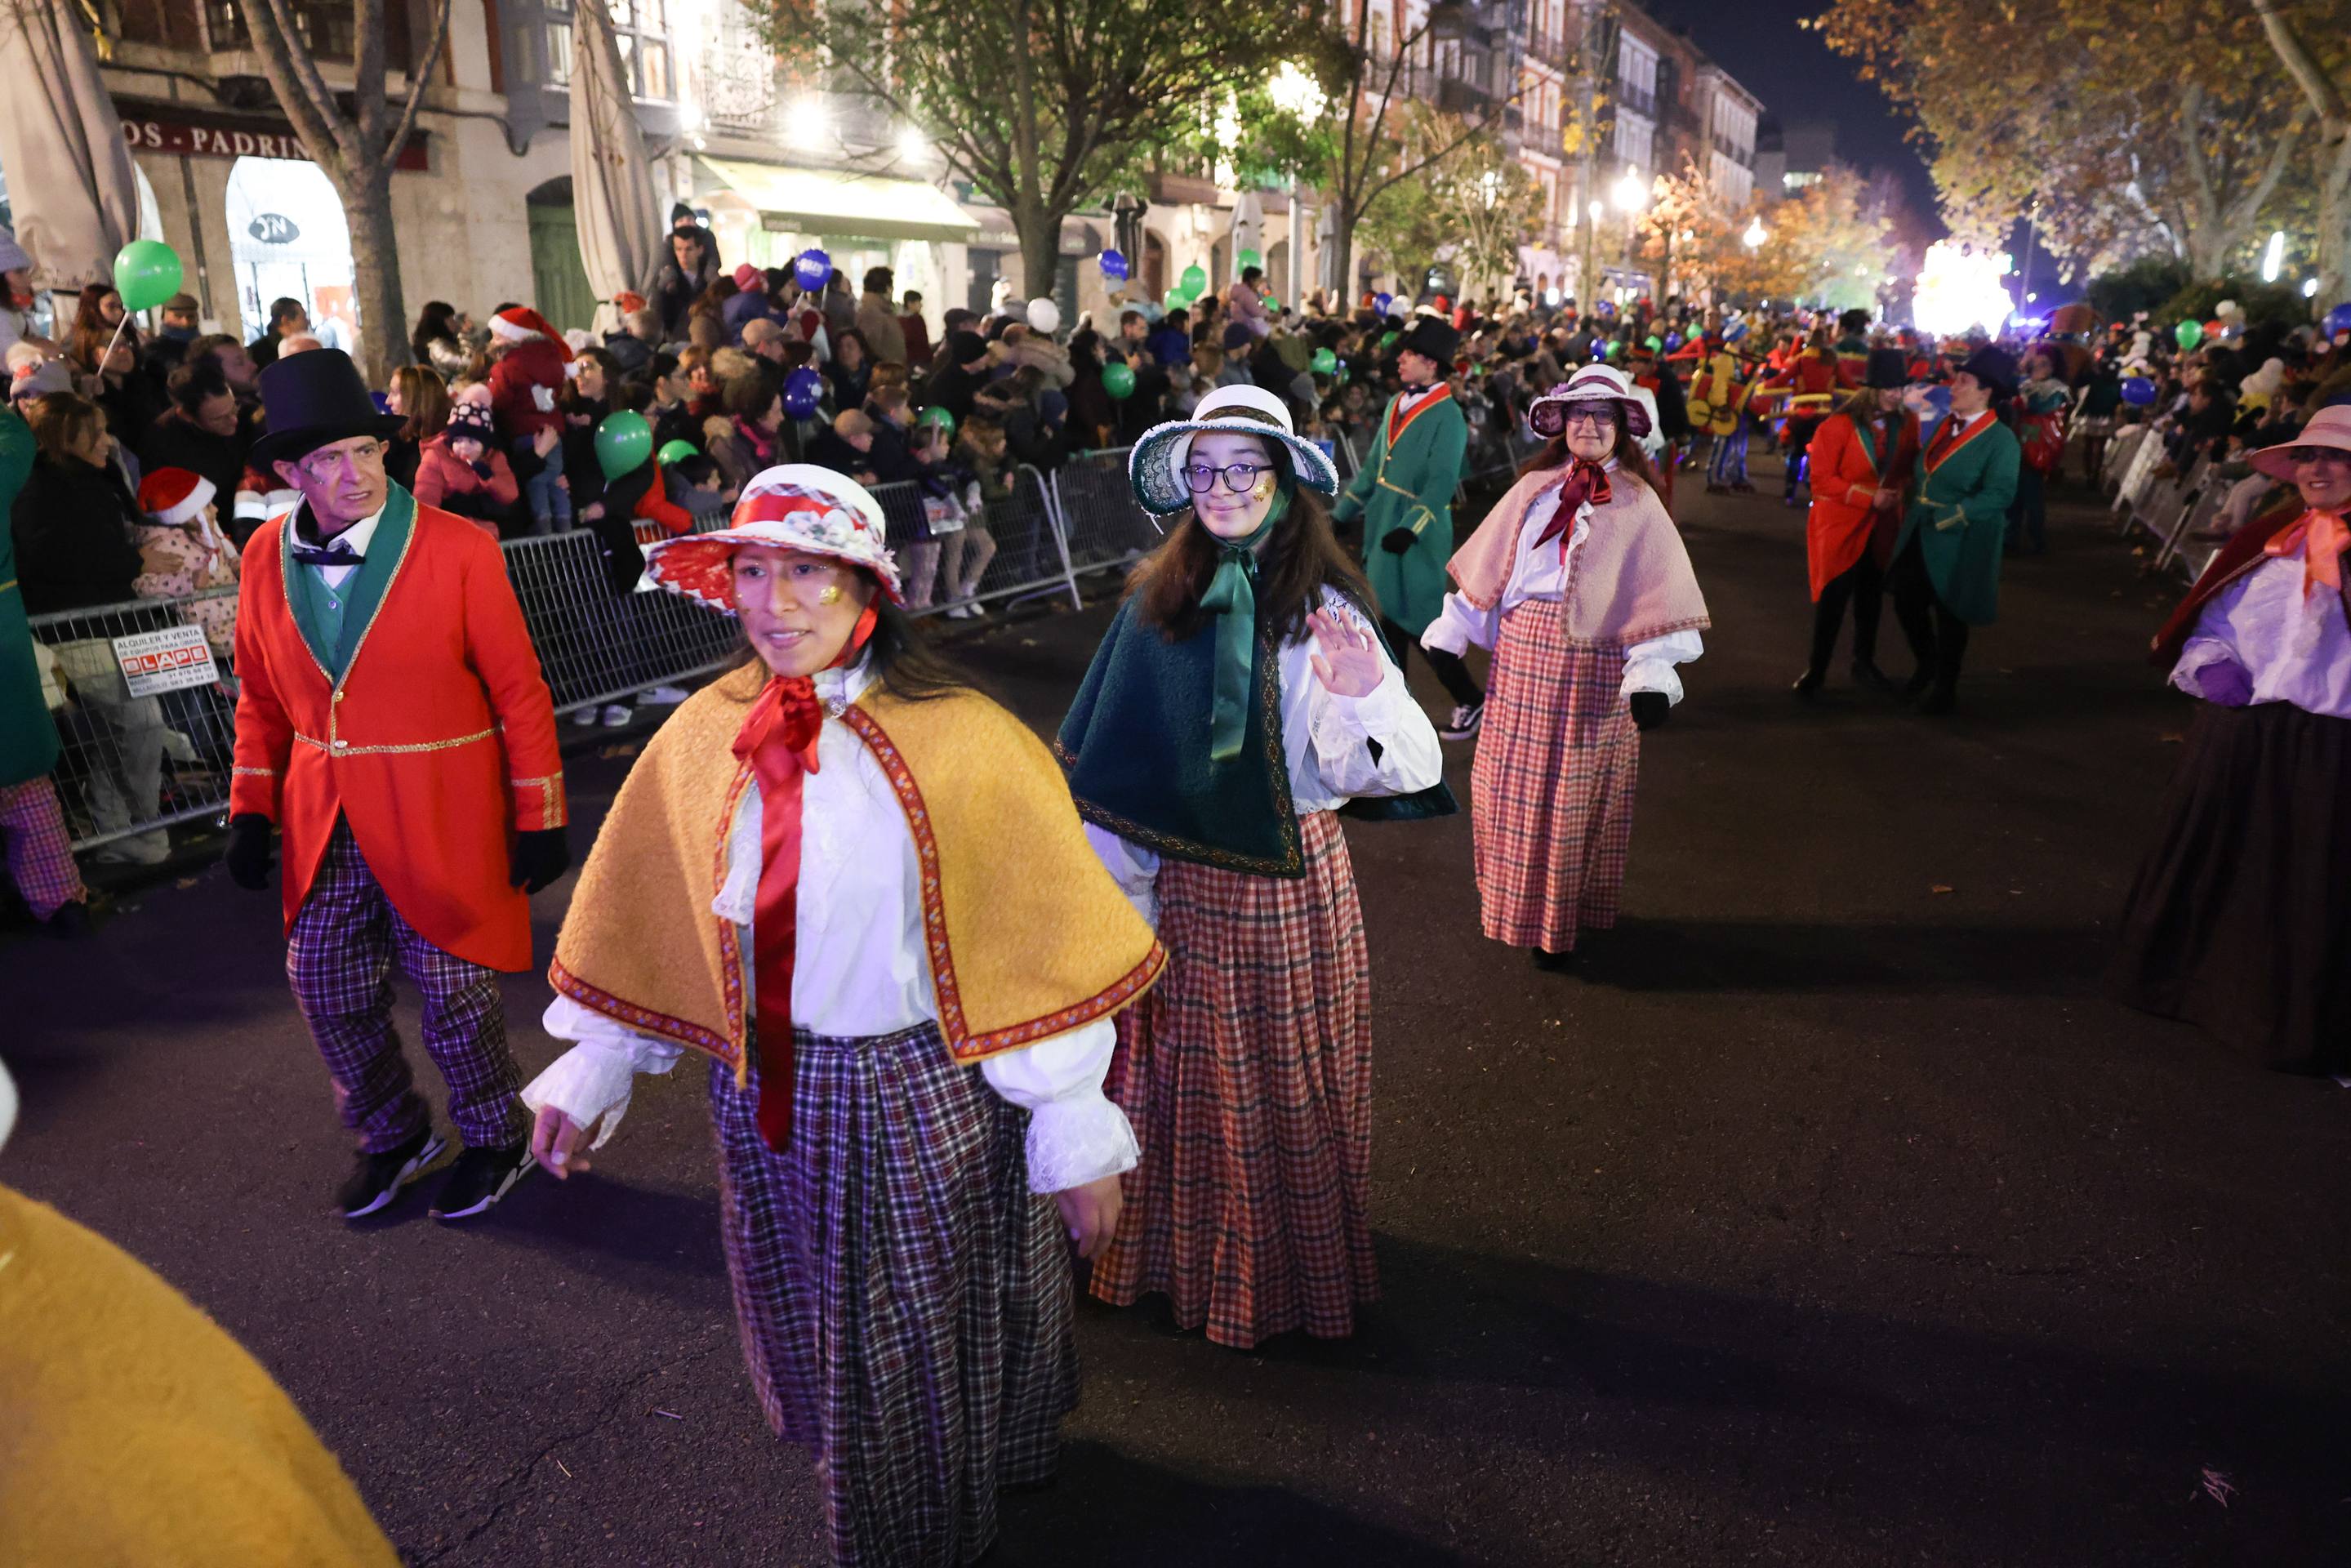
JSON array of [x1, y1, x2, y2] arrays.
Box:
[[1334, 318, 1470, 643]]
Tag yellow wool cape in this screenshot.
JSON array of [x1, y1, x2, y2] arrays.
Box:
[[550, 661, 1164, 1071], [0, 1185, 403, 1568]]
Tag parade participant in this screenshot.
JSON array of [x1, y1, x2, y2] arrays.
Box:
[[1627, 339, 1690, 514], [0, 403, 91, 934], [1765, 331, 1844, 505], [225, 349, 570, 1221], [2110, 408, 2351, 1077], [1832, 308, 1872, 386], [1886, 346, 2020, 715], [1426, 365, 1708, 969], [1060, 384, 1446, 1348], [1795, 349, 1919, 697], [1690, 336, 1757, 495], [1334, 317, 1485, 737], [523, 465, 1163, 1566], [2010, 346, 2071, 554]]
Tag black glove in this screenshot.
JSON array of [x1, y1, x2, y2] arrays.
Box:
[[1628, 691, 1672, 732], [510, 826, 572, 895], [471, 459, 496, 480], [1379, 528, 1417, 555], [225, 813, 275, 890]]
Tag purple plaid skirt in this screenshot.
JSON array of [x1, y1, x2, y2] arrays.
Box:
[[709, 1022, 1076, 1567]]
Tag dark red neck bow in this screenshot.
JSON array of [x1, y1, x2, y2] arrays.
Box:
[[1534, 460, 1613, 550]]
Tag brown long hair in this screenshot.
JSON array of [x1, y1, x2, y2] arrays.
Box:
[[390, 364, 452, 444], [1518, 421, 1663, 492], [1126, 441, 1374, 643]]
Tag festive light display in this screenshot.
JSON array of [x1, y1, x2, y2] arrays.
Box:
[[1912, 241, 2015, 337]]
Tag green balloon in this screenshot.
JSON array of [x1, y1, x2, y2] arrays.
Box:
[[2174, 318, 2203, 350], [1165, 288, 1194, 312], [1102, 361, 1137, 399], [1378, 331, 1400, 351], [1237, 248, 1263, 272], [656, 439, 699, 465], [1605, 340, 1625, 359], [1261, 296, 1279, 312], [1181, 263, 1209, 296], [594, 410, 653, 481], [112, 239, 182, 314], [918, 404, 956, 437], [1644, 334, 1663, 352], [1311, 347, 1338, 374]]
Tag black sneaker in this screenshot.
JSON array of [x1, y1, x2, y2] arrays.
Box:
[[1440, 701, 1485, 741], [1530, 946, 1576, 972], [429, 1143, 532, 1221], [336, 1128, 447, 1218]]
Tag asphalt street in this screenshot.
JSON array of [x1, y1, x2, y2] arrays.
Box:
[[5, 466, 2346, 1566]]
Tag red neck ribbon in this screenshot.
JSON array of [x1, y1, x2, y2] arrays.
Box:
[[1534, 460, 1614, 552], [729, 601, 879, 1152]]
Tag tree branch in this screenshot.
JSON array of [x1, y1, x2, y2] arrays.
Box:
[[239, 0, 350, 169], [385, 0, 457, 163]]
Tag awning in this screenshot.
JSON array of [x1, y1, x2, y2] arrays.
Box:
[[694, 157, 979, 243]]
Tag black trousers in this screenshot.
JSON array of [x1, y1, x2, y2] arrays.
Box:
[[1886, 539, 1970, 696], [1383, 616, 1484, 708], [1783, 417, 1826, 496], [1806, 552, 1886, 678]]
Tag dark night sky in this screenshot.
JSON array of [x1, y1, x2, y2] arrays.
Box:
[[1637, 0, 1943, 233]]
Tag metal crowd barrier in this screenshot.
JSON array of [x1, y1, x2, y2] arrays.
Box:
[[1050, 448, 1161, 581]]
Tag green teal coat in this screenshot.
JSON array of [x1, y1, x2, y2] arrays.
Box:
[[0, 410, 56, 788], [1894, 414, 2020, 626], [1334, 389, 1468, 636]]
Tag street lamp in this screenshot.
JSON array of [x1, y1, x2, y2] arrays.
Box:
[[1743, 216, 1766, 249], [787, 97, 830, 148], [1267, 60, 1327, 122], [2261, 230, 2285, 283], [897, 125, 928, 164], [1612, 169, 1645, 213]]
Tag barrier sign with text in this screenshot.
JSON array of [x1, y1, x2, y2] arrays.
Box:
[[113, 625, 220, 696]]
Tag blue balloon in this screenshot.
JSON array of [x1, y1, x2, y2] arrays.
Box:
[[792, 248, 832, 292], [782, 366, 824, 419], [2121, 375, 2157, 406], [1663, 332, 1682, 351], [1723, 319, 1749, 342], [2325, 301, 2351, 338], [1373, 292, 1394, 316], [1098, 248, 1129, 281], [1591, 341, 1609, 360]]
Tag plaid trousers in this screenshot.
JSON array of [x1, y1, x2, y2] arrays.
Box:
[[0, 777, 87, 920], [286, 818, 522, 1152]]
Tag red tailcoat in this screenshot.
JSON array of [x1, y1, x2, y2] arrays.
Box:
[[1806, 410, 1921, 599], [230, 496, 567, 972]]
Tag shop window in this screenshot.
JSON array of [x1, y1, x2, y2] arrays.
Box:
[[225, 156, 358, 353], [541, 0, 675, 101]]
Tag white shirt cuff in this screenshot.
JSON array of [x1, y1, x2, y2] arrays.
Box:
[[1323, 663, 1419, 739], [1083, 821, 1160, 929], [977, 1017, 1140, 1192], [1619, 629, 1704, 703], [527, 996, 687, 1152]]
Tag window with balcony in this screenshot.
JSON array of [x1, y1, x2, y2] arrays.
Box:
[[205, 0, 359, 60], [542, 0, 675, 100]]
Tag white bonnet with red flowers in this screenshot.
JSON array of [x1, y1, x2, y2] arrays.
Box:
[[645, 464, 903, 608]]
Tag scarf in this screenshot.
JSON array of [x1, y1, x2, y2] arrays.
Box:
[[1198, 486, 1287, 763], [728, 605, 878, 1152], [1532, 459, 1613, 552], [734, 416, 776, 464], [2264, 507, 2350, 599]]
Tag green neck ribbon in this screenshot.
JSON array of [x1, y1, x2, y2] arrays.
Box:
[[1196, 484, 1289, 763]]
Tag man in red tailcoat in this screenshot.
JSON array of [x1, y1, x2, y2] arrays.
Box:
[[227, 350, 570, 1221]]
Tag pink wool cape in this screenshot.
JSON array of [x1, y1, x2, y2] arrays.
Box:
[[1446, 465, 1712, 645]]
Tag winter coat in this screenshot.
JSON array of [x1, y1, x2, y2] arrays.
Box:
[[140, 410, 250, 519], [410, 433, 520, 533], [0, 411, 56, 786], [13, 452, 146, 615], [857, 293, 908, 367], [488, 338, 569, 440]]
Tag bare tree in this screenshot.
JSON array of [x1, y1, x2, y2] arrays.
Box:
[[237, 0, 456, 383]]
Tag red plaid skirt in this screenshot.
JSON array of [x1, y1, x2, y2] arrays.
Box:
[[1090, 809, 1378, 1348], [710, 1023, 1075, 1567], [1472, 599, 1640, 952]]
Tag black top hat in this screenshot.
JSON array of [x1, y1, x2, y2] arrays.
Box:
[[1864, 347, 1909, 390], [249, 349, 405, 472], [1396, 317, 1460, 364], [1957, 345, 2019, 400]]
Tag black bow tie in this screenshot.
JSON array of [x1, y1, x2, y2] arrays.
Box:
[[290, 541, 363, 568]]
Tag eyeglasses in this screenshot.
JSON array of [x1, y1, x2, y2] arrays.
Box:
[[2286, 446, 2349, 464], [1559, 409, 1616, 430], [297, 439, 385, 482], [1181, 461, 1276, 495]]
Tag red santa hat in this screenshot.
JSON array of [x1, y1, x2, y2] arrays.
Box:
[[489, 306, 573, 360], [136, 466, 217, 525]]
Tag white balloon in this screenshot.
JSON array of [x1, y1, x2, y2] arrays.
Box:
[[1026, 297, 1062, 334], [2215, 298, 2240, 318]]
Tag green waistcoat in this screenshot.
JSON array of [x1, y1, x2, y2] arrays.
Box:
[[0, 411, 56, 788], [1334, 388, 1469, 636], [1894, 415, 2020, 627], [282, 485, 416, 684]]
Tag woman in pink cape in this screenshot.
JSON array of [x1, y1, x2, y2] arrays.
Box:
[[1423, 366, 1711, 969]]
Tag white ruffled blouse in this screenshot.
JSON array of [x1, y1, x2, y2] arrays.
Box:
[[526, 660, 1138, 1195]]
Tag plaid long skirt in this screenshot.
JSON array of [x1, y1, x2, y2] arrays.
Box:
[[1472, 599, 1639, 953], [1089, 810, 1378, 1349], [709, 1023, 1076, 1568]]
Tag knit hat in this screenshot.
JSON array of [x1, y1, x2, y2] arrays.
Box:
[[136, 467, 216, 524], [646, 465, 903, 606], [1526, 364, 1654, 441], [1127, 384, 1340, 516], [10, 359, 73, 402], [446, 401, 496, 440], [614, 291, 647, 314], [732, 263, 763, 292], [489, 306, 573, 361]]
